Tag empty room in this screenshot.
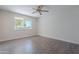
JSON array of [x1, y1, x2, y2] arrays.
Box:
[[0, 5, 79, 54]]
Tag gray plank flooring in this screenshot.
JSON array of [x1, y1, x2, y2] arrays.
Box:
[[0, 36, 79, 54]]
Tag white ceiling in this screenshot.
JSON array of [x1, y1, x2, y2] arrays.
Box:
[[0, 5, 49, 18]]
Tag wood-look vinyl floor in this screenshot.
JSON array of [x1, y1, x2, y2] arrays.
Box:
[[0, 36, 79, 54]]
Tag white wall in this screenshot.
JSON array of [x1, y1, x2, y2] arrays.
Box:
[[38, 6, 79, 44], [0, 12, 3, 39], [0, 10, 38, 41]]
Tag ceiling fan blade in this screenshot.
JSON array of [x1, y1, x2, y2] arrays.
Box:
[[39, 11, 42, 15], [32, 8, 37, 10], [32, 11, 37, 14], [40, 10, 48, 12]]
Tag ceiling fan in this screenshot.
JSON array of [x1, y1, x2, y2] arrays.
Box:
[[32, 5, 48, 15]]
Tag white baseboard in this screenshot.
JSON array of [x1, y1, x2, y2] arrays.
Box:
[[38, 34, 79, 45], [0, 34, 37, 42], [1, 34, 79, 45]]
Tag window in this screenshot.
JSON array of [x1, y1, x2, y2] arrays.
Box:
[[15, 17, 32, 30]]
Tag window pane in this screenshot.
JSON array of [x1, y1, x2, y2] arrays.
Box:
[[15, 17, 32, 30], [16, 19, 24, 29], [24, 20, 32, 28]]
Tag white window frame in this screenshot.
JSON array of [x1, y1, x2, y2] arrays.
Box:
[[14, 17, 32, 30]]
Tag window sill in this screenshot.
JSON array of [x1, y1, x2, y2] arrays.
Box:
[[15, 28, 32, 31]]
